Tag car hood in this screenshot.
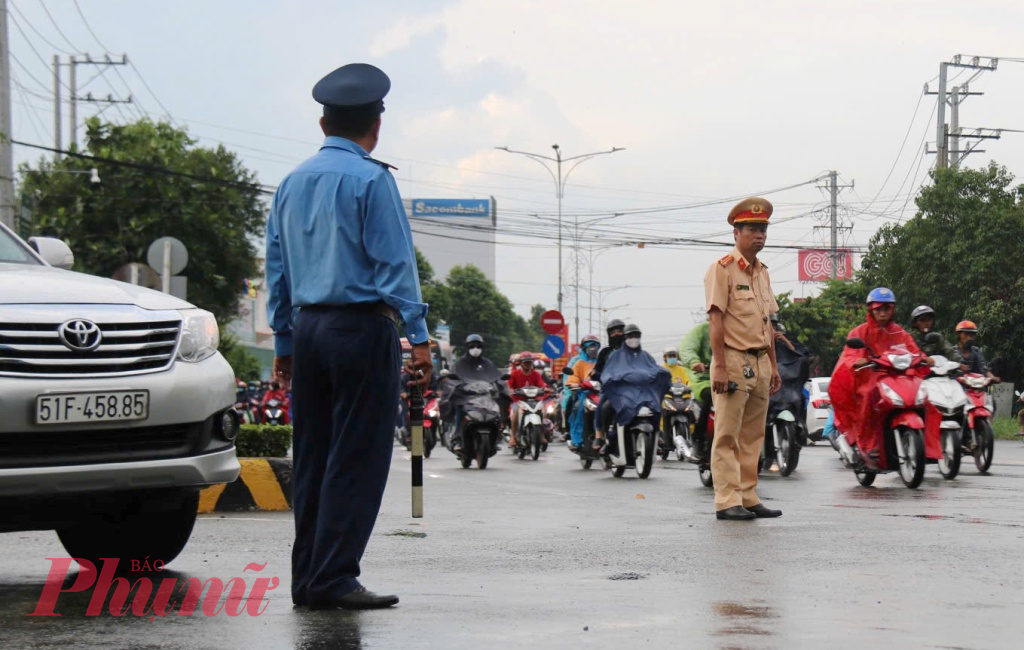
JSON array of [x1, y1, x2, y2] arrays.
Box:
[[0, 263, 193, 310]]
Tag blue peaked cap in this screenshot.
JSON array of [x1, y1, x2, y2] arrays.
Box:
[[312, 63, 390, 116]]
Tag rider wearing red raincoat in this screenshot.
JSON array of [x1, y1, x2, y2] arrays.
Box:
[[829, 287, 926, 463]]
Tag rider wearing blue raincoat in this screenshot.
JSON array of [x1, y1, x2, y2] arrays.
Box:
[[595, 324, 671, 450]]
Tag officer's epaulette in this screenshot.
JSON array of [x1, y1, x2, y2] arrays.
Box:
[[363, 155, 398, 171], [717, 254, 734, 267]]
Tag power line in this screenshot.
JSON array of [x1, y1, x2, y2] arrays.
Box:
[[72, 0, 112, 52], [9, 1, 71, 54], [38, 0, 82, 52]]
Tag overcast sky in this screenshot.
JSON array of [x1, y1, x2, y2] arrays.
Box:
[[9, 0, 1024, 350]]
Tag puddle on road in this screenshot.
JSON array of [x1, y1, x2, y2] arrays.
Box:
[[712, 601, 777, 639]]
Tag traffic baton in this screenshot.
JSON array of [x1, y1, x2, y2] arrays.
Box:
[[409, 384, 425, 518]]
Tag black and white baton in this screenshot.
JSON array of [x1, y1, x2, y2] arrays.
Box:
[[409, 384, 424, 518]]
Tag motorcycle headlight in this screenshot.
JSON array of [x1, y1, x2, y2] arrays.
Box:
[[177, 309, 219, 363], [879, 383, 905, 407], [914, 383, 927, 407], [887, 353, 912, 371], [427, 408, 439, 418]]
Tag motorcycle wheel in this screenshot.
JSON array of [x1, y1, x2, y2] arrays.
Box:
[[613, 465, 626, 478], [974, 419, 994, 473], [675, 421, 688, 461], [898, 427, 926, 489], [699, 463, 713, 487], [530, 426, 542, 461], [477, 440, 490, 469], [855, 469, 876, 486], [423, 429, 434, 459], [580, 456, 593, 470], [635, 432, 654, 479], [776, 421, 800, 477], [937, 428, 961, 479], [460, 454, 472, 469]]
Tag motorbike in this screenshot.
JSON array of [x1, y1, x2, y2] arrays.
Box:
[[761, 351, 809, 477], [569, 379, 612, 471], [233, 400, 258, 425], [541, 393, 560, 448], [922, 355, 967, 479], [513, 386, 550, 460], [660, 383, 699, 461], [959, 372, 996, 473], [262, 398, 289, 426], [834, 339, 933, 489], [606, 405, 662, 479], [445, 378, 503, 470], [399, 390, 438, 458]]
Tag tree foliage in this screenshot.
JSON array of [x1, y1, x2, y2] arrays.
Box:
[[20, 118, 266, 325], [219, 333, 263, 381], [858, 163, 1024, 379], [777, 280, 868, 374]]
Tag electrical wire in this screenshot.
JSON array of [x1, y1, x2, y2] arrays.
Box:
[[38, 0, 83, 52], [9, 1, 72, 54]]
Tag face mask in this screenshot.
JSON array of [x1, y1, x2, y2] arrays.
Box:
[[584, 346, 598, 359], [625, 338, 641, 350], [469, 348, 482, 358], [609, 334, 625, 349], [666, 357, 678, 366]]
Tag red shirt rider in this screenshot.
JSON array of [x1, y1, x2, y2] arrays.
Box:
[[508, 353, 546, 401]]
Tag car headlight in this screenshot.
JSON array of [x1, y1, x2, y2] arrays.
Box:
[[177, 309, 219, 363], [879, 383, 904, 407]]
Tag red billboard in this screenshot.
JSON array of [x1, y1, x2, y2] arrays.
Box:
[[798, 249, 853, 282]]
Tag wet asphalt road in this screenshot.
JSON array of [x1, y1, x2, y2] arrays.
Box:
[[2, 440, 1024, 649]]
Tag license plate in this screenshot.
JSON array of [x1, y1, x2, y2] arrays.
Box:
[[35, 391, 150, 425]]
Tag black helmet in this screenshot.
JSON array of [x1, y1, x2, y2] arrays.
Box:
[[623, 323, 641, 336], [606, 318, 625, 333], [910, 305, 935, 322], [770, 313, 780, 324], [465, 333, 484, 345]]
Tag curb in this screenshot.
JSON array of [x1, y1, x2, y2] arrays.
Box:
[[198, 458, 293, 513]]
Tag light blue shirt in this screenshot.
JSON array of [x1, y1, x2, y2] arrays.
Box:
[[265, 136, 429, 356]]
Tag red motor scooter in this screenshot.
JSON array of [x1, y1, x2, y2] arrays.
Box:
[[569, 379, 611, 470], [959, 373, 995, 473], [836, 339, 935, 489]]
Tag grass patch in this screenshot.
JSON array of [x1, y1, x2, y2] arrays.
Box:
[[992, 417, 1022, 441]]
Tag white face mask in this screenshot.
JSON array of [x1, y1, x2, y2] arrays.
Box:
[[469, 347, 482, 357], [625, 338, 641, 349]]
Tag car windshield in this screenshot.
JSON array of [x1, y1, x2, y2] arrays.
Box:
[[0, 228, 41, 265], [816, 379, 830, 392]]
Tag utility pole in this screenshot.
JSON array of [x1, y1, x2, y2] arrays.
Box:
[[68, 54, 131, 148], [0, 0, 15, 229], [53, 55, 61, 155], [926, 55, 997, 169], [495, 143, 624, 341], [814, 171, 853, 279]]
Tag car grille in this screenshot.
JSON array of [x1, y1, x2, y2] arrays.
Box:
[[0, 421, 206, 469], [0, 320, 181, 377]]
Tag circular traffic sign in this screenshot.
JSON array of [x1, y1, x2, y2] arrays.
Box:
[[147, 237, 189, 276], [542, 335, 567, 359], [540, 310, 565, 334]]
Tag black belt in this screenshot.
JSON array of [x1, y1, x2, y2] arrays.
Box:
[[302, 301, 400, 326], [728, 345, 769, 357]]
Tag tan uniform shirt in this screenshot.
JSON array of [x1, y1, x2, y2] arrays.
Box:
[[704, 247, 778, 349]]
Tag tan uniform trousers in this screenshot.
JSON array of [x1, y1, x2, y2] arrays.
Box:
[[710, 347, 771, 511]]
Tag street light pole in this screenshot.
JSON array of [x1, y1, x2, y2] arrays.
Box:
[[495, 144, 624, 340]]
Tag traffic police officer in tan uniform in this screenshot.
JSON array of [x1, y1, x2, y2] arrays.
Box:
[[704, 197, 783, 521]]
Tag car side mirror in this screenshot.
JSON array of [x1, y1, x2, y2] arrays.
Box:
[[29, 236, 74, 270], [924, 332, 941, 344]]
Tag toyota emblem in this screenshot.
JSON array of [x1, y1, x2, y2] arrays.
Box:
[[58, 319, 103, 352]]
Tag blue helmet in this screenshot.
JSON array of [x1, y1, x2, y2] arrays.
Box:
[[866, 287, 896, 304]]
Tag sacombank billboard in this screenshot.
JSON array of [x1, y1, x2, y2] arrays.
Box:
[[411, 199, 490, 218]]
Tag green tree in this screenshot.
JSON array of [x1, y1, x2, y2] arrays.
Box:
[[219, 333, 263, 381], [777, 279, 869, 373], [858, 162, 1024, 379], [442, 265, 536, 363], [414, 247, 450, 335], [20, 118, 266, 325]]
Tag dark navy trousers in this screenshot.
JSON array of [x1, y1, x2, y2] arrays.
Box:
[[290, 306, 400, 604]]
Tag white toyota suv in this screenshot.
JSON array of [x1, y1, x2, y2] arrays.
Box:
[[0, 223, 240, 571]]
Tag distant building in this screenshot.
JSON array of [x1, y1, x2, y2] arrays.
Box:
[[404, 197, 496, 282]]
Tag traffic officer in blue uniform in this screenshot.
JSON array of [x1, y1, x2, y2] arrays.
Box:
[[266, 62, 432, 610]]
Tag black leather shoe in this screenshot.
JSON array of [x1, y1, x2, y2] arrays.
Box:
[[309, 587, 399, 610], [716, 505, 756, 520], [748, 504, 782, 518]]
